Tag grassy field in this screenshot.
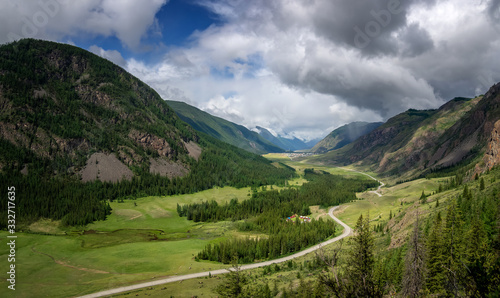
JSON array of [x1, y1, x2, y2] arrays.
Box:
[[0, 154, 470, 298], [337, 177, 442, 228], [0, 175, 348, 298], [0, 186, 259, 298], [264, 153, 371, 180], [118, 159, 495, 297]]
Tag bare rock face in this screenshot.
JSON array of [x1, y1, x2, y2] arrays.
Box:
[[129, 130, 174, 158], [117, 146, 143, 166], [483, 120, 500, 171], [80, 153, 134, 183], [75, 85, 114, 108]]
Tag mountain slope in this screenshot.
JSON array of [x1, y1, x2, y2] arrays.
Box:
[[0, 39, 295, 226], [431, 83, 500, 176], [311, 121, 383, 153], [311, 97, 483, 178], [255, 126, 315, 151], [166, 100, 284, 154]]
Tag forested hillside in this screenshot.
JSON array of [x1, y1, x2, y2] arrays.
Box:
[[0, 39, 296, 227], [311, 121, 383, 153], [167, 100, 284, 154]]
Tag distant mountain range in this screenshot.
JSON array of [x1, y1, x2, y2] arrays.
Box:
[[167, 101, 321, 153], [254, 126, 320, 152], [310, 89, 500, 180], [166, 100, 284, 154], [310, 122, 383, 153]]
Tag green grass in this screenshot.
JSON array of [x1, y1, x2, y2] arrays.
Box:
[[108, 276, 223, 297], [126, 162, 499, 297], [3, 179, 330, 298], [336, 178, 442, 228], [0, 187, 257, 298], [86, 186, 252, 232], [0, 158, 462, 298]]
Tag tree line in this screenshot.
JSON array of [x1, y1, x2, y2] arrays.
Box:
[[198, 218, 336, 264], [178, 170, 378, 263], [0, 136, 296, 228]]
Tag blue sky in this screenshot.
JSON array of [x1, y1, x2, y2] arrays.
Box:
[[1, 0, 500, 140], [62, 0, 221, 64]]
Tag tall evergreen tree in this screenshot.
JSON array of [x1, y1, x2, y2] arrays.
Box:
[[402, 210, 426, 297], [442, 203, 465, 296], [426, 212, 445, 294], [214, 256, 247, 298], [347, 214, 381, 297], [463, 213, 491, 296]]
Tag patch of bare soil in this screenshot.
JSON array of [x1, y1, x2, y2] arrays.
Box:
[[184, 141, 202, 160], [149, 158, 189, 178], [80, 153, 134, 183]]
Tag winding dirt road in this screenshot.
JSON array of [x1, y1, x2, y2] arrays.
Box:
[[77, 206, 352, 298], [339, 168, 384, 197]]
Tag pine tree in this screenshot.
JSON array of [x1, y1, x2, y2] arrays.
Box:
[[214, 256, 247, 297], [463, 185, 471, 200], [420, 190, 427, 204], [298, 277, 312, 297], [272, 280, 279, 297], [312, 280, 326, 298], [442, 203, 465, 296], [402, 210, 426, 297], [347, 214, 381, 297], [463, 214, 491, 296], [426, 212, 444, 294]]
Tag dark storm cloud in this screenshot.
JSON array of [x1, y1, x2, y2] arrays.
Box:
[[488, 0, 500, 33], [311, 0, 409, 56], [398, 23, 434, 57]]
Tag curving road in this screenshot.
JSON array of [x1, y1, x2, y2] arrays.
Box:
[[77, 206, 352, 298], [339, 168, 384, 197]]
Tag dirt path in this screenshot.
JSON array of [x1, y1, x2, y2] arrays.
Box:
[[339, 167, 385, 197], [77, 206, 352, 298], [129, 214, 142, 220], [31, 247, 109, 274]]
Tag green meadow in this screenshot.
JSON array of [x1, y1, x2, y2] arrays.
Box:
[[0, 156, 470, 298], [0, 186, 258, 297]]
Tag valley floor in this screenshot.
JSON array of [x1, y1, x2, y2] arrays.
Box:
[[0, 155, 479, 298]]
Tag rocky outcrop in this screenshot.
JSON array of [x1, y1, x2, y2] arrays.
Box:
[[482, 120, 500, 171], [129, 130, 174, 158], [75, 85, 115, 108]]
